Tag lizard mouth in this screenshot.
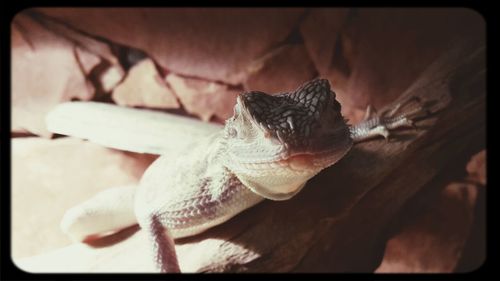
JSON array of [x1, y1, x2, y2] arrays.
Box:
[[279, 151, 342, 171], [233, 123, 353, 173], [276, 123, 353, 171], [278, 140, 353, 172], [237, 143, 353, 201], [237, 134, 353, 173]]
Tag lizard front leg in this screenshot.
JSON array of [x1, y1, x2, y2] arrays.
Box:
[[350, 96, 431, 143], [145, 214, 180, 273], [134, 151, 264, 273]]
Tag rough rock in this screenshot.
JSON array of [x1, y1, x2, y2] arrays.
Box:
[[243, 45, 317, 94], [37, 8, 305, 85], [22, 9, 125, 94], [300, 8, 485, 109], [73, 46, 124, 93], [74, 46, 101, 75], [11, 137, 157, 259], [112, 59, 180, 108], [299, 8, 350, 76], [375, 183, 479, 273], [98, 64, 125, 93], [166, 73, 239, 122], [11, 13, 96, 137], [26, 9, 120, 65], [466, 150, 486, 186]]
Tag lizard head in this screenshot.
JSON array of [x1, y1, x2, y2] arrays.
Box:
[[222, 79, 353, 200]]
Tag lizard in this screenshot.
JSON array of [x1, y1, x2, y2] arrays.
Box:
[[59, 78, 429, 272]]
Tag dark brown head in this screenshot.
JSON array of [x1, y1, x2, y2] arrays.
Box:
[[223, 79, 353, 200]]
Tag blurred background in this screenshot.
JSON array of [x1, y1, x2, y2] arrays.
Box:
[[11, 8, 486, 273]]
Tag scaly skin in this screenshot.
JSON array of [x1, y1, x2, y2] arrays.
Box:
[[61, 79, 427, 272]]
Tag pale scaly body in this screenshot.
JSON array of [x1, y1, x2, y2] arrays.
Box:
[[135, 133, 263, 239], [60, 79, 427, 272]]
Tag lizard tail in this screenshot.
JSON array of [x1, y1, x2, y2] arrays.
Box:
[[60, 185, 138, 242], [148, 214, 180, 273]]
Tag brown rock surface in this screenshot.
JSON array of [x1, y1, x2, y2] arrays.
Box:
[[26, 10, 126, 93], [375, 183, 479, 273], [37, 8, 305, 85], [166, 73, 239, 122], [466, 150, 486, 186], [112, 59, 180, 108], [74, 46, 101, 74], [11, 13, 96, 137], [243, 45, 317, 94], [74, 47, 124, 94], [11, 137, 157, 259], [98, 64, 125, 93], [300, 8, 484, 110], [26, 9, 119, 65], [299, 8, 350, 76]]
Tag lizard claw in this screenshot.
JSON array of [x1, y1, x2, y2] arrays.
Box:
[[363, 104, 378, 121], [381, 96, 424, 119], [383, 95, 433, 130]]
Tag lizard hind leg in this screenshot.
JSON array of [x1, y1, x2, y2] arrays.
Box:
[[60, 185, 138, 242], [146, 214, 180, 273]]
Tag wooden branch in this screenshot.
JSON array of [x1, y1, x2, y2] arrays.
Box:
[[16, 38, 485, 273]]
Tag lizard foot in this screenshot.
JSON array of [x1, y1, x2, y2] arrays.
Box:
[[351, 96, 432, 143]]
